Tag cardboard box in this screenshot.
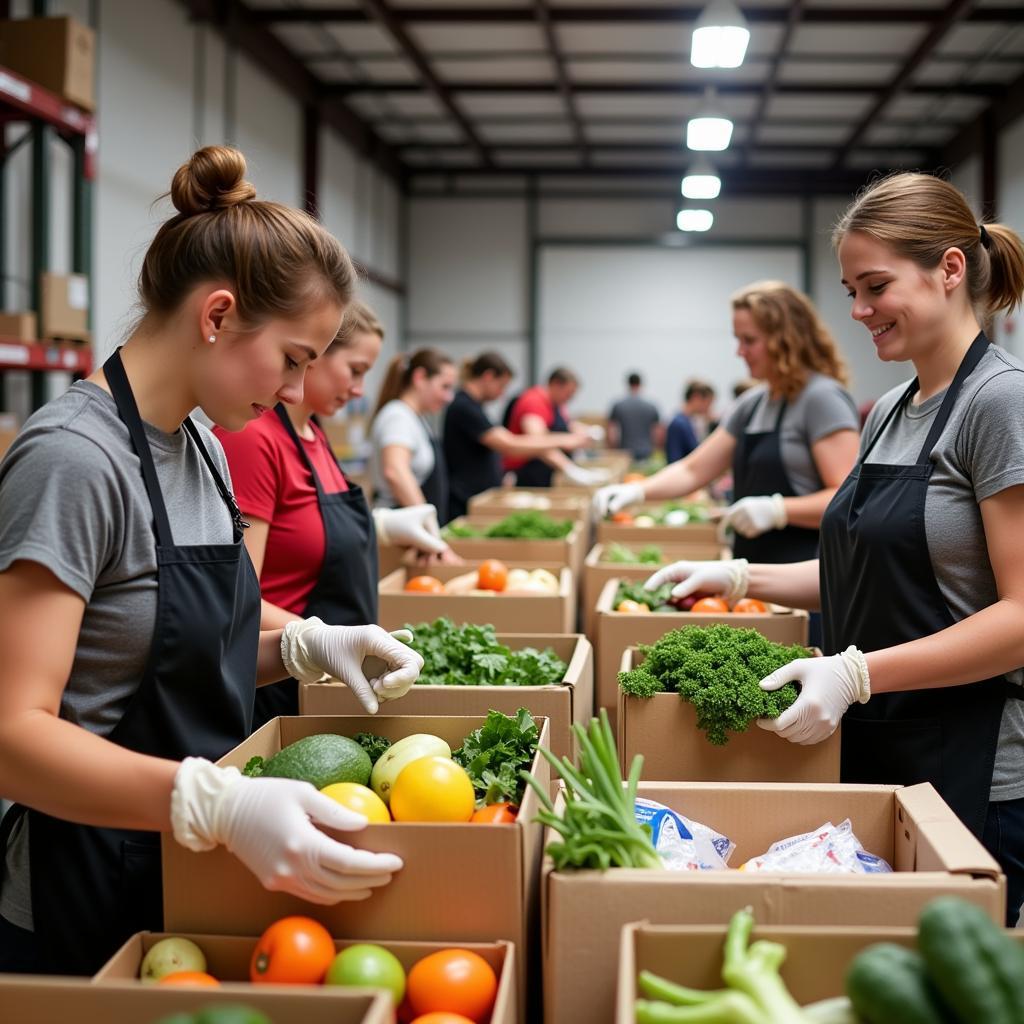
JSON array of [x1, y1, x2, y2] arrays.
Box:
[[468, 486, 591, 519], [0, 16, 95, 110], [617, 646, 840, 783], [301, 634, 593, 762], [444, 516, 587, 578], [597, 506, 721, 545], [0, 976, 390, 1024], [0, 311, 37, 340], [40, 272, 90, 342], [542, 781, 1005, 1024], [378, 562, 575, 634], [95, 932, 516, 1024], [594, 577, 809, 721], [582, 541, 728, 639], [161, 715, 550, 1021]]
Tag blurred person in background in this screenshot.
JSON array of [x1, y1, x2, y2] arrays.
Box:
[[665, 379, 716, 463], [608, 372, 661, 461]]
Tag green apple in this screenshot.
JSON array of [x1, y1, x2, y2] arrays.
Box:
[[325, 943, 406, 1004], [139, 936, 207, 983]]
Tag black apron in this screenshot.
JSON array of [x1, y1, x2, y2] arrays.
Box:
[[251, 406, 379, 729], [0, 348, 260, 974], [821, 332, 1022, 838], [419, 426, 450, 525], [515, 403, 570, 489]]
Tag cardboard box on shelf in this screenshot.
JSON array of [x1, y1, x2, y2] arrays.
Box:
[[0, 976, 391, 1024], [0, 16, 95, 110], [95, 932, 516, 1024], [582, 541, 728, 639], [594, 577, 809, 721], [161, 715, 549, 1021], [40, 272, 90, 342], [596, 506, 721, 545], [617, 646, 840, 783], [0, 311, 37, 340], [444, 516, 587, 578], [301, 634, 593, 762], [468, 486, 591, 519], [378, 563, 575, 634], [543, 780, 1004, 1024]]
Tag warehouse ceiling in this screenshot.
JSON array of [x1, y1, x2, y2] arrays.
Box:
[[218, 1, 1024, 197]]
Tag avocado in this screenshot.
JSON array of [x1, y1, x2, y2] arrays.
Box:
[[259, 733, 372, 789]]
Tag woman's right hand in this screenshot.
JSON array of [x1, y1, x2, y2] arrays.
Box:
[[592, 482, 645, 518], [644, 558, 749, 601], [171, 758, 402, 904]]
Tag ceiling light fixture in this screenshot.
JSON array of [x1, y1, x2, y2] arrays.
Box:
[[686, 90, 733, 151], [691, 0, 750, 69], [682, 157, 722, 199], [677, 209, 715, 232]]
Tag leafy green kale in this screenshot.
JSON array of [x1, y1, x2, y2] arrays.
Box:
[[353, 732, 391, 766], [614, 579, 673, 610], [242, 756, 264, 777], [656, 501, 712, 523], [483, 511, 574, 539], [442, 520, 480, 538], [618, 625, 814, 745], [454, 707, 540, 806], [604, 543, 664, 565], [402, 618, 567, 687]]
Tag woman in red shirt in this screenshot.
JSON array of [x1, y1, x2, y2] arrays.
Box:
[[217, 301, 446, 727]]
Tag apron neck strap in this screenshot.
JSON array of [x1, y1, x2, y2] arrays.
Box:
[[181, 419, 250, 535], [274, 402, 328, 498], [773, 396, 788, 431]]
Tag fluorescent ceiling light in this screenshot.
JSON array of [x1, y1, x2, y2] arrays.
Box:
[[691, 0, 750, 69], [682, 158, 721, 199], [677, 209, 714, 232], [686, 116, 733, 152]]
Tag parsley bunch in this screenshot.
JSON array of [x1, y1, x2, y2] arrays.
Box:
[[454, 708, 540, 806], [443, 511, 574, 540], [613, 579, 673, 610], [604, 543, 664, 565]]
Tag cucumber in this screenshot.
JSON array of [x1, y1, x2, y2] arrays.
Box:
[[258, 733, 372, 789], [846, 944, 954, 1024]]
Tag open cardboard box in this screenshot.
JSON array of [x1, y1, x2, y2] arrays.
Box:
[[161, 715, 549, 1022], [444, 516, 587, 578], [542, 780, 1004, 1024], [616, 646, 840, 783], [596, 508, 721, 546], [378, 562, 575, 634], [582, 541, 729, 638], [594, 578, 810, 723], [94, 932, 516, 1024], [0, 976, 390, 1024], [468, 486, 590, 519], [301, 634, 593, 762]]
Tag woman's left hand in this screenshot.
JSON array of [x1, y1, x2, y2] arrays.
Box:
[[722, 493, 787, 538], [756, 647, 870, 744]]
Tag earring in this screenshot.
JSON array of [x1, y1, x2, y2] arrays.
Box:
[[208, 335, 216, 344]]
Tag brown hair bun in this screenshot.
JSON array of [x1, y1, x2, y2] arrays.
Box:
[[170, 145, 257, 217]]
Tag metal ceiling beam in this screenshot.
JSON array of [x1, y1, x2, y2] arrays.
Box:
[[534, 0, 588, 165], [373, 113, 959, 129], [356, 0, 492, 167], [253, 6, 1022, 25], [397, 141, 937, 156], [832, 0, 976, 168], [941, 65, 1024, 170]]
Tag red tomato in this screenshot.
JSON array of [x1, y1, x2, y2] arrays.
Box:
[[158, 971, 220, 987], [691, 596, 731, 614], [405, 575, 445, 594], [476, 559, 508, 592], [407, 949, 498, 1022], [251, 916, 336, 985], [410, 1015, 477, 1024], [470, 802, 517, 824], [732, 597, 768, 614], [611, 511, 635, 524]]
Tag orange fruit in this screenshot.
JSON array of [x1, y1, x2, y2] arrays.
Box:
[[251, 915, 336, 985], [390, 757, 475, 823], [691, 596, 730, 614], [476, 559, 508, 592], [158, 971, 219, 986], [732, 597, 768, 614], [320, 782, 390, 823], [470, 802, 517, 824], [405, 575, 444, 594], [407, 949, 498, 1022]]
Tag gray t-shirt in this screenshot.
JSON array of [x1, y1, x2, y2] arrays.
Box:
[[725, 373, 860, 495], [370, 399, 436, 508], [609, 394, 660, 460], [862, 345, 1024, 801], [0, 381, 236, 930]]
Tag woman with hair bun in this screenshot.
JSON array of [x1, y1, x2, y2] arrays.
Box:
[[0, 146, 420, 974], [649, 173, 1024, 923]]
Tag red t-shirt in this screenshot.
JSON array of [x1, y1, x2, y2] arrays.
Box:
[[504, 385, 564, 471], [215, 410, 349, 614]]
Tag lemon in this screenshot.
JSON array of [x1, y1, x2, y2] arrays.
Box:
[[390, 756, 475, 823], [319, 782, 391, 823]]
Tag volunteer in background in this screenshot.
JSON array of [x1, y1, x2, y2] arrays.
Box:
[[0, 147, 421, 975], [608, 372, 661, 461], [504, 366, 607, 488], [215, 301, 445, 728], [443, 351, 593, 520], [594, 282, 860, 566], [665, 379, 716, 463], [648, 174, 1024, 923]]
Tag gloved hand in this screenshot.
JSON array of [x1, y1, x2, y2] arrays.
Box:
[[591, 482, 645, 518], [373, 504, 447, 555], [584, 424, 606, 443], [756, 647, 871, 744], [645, 558, 749, 602], [722, 494, 787, 539], [171, 758, 401, 904], [562, 463, 611, 487], [281, 618, 424, 714]]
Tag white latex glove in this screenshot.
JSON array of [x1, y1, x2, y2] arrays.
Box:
[[281, 618, 424, 714], [585, 424, 606, 443], [756, 647, 871, 745], [722, 493, 787, 539], [592, 481, 645, 518], [645, 558, 749, 602], [562, 463, 610, 487], [373, 504, 447, 555], [171, 758, 402, 903]]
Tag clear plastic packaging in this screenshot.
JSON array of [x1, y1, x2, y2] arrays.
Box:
[[739, 819, 892, 874], [634, 797, 734, 871]]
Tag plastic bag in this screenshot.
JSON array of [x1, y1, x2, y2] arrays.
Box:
[[634, 797, 734, 871], [739, 819, 892, 874]]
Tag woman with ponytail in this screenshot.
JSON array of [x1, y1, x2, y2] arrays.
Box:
[[0, 147, 419, 974], [649, 173, 1024, 924]]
